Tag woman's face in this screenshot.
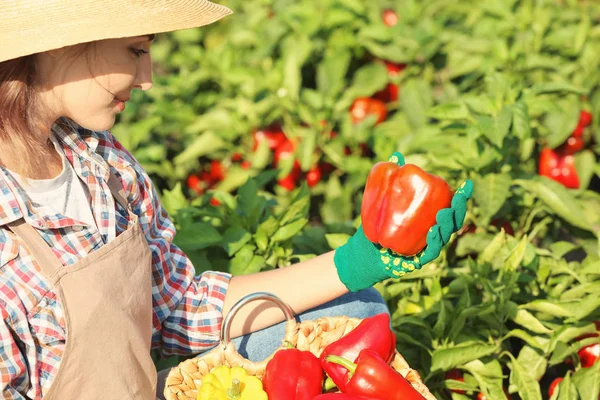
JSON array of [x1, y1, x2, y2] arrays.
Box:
[[36, 35, 154, 132]]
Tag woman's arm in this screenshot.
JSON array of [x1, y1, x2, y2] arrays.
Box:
[[222, 250, 348, 339]]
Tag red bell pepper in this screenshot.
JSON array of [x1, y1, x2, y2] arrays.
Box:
[[361, 161, 454, 256], [548, 377, 563, 398], [381, 9, 398, 26], [374, 61, 405, 103], [350, 97, 387, 125], [262, 348, 324, 400], [314, 394, 378, 399], [320, 313, 396, 392], [252, 124, 287, 151], [326, 349, 425, 400], [578, 343, 599, 368], [445, 369, 465, 394], [580, 110, 592, 127], [538, 147, 580, 189]]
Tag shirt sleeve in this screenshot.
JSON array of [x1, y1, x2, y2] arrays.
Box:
[[0, 308, 29, 400], [105, 132, 232, 356]]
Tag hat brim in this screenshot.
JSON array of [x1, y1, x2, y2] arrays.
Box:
[[1, 0, 233, 63]]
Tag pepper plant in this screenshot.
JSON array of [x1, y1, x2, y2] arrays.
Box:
[[116, 0, 600, 398]]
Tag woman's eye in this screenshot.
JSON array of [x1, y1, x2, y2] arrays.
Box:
[[131, 48, 149, 57]]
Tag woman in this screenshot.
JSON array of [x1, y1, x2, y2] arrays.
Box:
[[0, 1, 471, 399]]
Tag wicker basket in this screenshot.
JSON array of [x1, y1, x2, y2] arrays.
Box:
[[164, 292, 436, 400]]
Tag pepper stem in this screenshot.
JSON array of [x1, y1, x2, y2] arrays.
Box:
[[325, 355, 357, 374], [227, 378, 242, 399], [323, 376, 338, 391], [283, 340, 295, 349]]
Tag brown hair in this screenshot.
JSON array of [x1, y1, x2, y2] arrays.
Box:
[[0, 43, 94, 178]]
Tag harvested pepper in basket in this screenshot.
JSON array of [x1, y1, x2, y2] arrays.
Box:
[[361, 156, 454, 256], [319, 313, 396, 392], [262, 347, 324, 400], [196, 365, 267, 400], [313, 394, 379, 399], [326, 349, 425, 400]]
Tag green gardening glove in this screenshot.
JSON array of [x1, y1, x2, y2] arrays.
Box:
[[334, 152, 474, 292]]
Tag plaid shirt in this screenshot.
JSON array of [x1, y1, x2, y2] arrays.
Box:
[[0, 117, 232, 399]]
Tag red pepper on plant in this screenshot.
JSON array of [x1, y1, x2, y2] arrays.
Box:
[[579, 110, 592, 127], [313, 395, 378, 400], [319, 313, 396, 392], [557, 136, 585, 156], [350, 97, 387, 125], [361, 161, 454, 256], [538, 147, 580, 189], [374, 62, 405, 103], [444, 370, 465, 395], [548, 377, 563, 398], [274, 138, 302, 191], [240, 160, 251, 170], [253, 124, 287, 151], [382, 9, 398, 27], [209, 160, 225, 182], [262, 347, 324, 400], [306, 165, 322, 187], [476, 388, 511, 400], [578, 343, 599, 368], [325, 349, 425, 400]]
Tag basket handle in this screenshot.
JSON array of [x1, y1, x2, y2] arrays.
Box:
[[221, 291, 297, 344]]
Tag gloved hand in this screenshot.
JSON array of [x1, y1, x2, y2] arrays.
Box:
[[334, 152, 474, 292]]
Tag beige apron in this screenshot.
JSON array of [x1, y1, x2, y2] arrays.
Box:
[[7, 172, 157, 399]]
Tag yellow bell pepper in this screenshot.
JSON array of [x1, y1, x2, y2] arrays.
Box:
[[197, 365, 268, 400]]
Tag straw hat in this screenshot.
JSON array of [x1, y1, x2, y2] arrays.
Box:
[[0, 0, 233, 63]]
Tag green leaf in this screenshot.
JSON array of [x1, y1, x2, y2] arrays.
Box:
[[259, 216, 280, 237], [325, 233, 351, 249], [431, 342, 498, 372], [519, 300, 573, 318], [502, 329, 544, 351], [575, 150, 596, 191], [230, 245, 255, 275], [572, 361, 600, 400], [557, 372, 578, 400], [477, 105, 512, 147], [317, 48, 352, 99], [505, 235, 529, 271], [565, 292, 600, 323], [347, 62, 388, 98], [272, 218, 308, 242], [512, 101, 531, 140], [542, 101, 580, 149], [505, 301, 553, 334], [479, 231, 507, 265], [237, 179, 259, 218], [174, 222, 222, 251], [401, 79, 433, 129], [507, 353, 543, 400], [531, 82, 588, 96], [221, 227, 252, 257], [514, 177, 593, 232], [427, 103, 471, 120], [160, 183, 188, 216], [516, 345, 548, 382], [174, 131, 226, 165], [473, 173, 512, 225]]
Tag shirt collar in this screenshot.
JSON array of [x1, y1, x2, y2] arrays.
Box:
[[0, 117, 111, 228]]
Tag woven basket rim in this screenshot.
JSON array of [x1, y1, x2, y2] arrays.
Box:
[[164, 314, 437, 400]]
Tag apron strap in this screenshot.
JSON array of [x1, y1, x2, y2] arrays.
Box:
[[4, 169, 132, 277], [6, 219, 64, 277]]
